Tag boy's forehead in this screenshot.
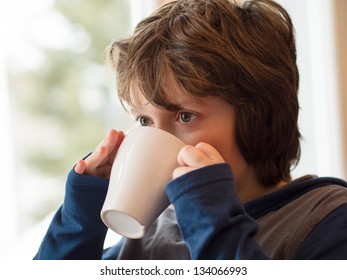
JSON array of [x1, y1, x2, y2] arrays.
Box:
[[128, 78, 203, 110]]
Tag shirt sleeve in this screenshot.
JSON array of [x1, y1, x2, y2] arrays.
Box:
[[165, 163, 269, 259], [34, 168, 110, 260]]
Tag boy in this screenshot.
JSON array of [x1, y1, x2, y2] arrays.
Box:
[[34, 0, 347, 259]]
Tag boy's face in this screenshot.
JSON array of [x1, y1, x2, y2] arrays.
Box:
[[127, 76, 249, 184]]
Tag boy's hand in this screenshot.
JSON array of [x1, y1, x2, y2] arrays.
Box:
[[74, 129, 124, 178], [173, 142, 225, 179]]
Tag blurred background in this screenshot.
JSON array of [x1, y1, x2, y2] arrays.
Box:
[[0, 0, 346, 259]]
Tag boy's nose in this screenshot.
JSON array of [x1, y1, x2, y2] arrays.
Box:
[[153, 123, 185, 144], [153, 122, 177, 138], [155, 123, 173, 135]]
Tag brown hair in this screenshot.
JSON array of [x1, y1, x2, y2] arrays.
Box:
[[108, 0, 301, 187]]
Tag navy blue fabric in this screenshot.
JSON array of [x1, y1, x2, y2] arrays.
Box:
[[34, 169, 110, 259], [165, 164, 268, 259], [34, 164, 347, 260]]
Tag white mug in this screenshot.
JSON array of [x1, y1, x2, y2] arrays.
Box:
[[100, 126, 185, 239]]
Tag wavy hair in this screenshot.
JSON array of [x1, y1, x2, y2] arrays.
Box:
[[108, 0, 301, 186]]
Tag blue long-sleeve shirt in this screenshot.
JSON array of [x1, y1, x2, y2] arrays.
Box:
[[34, 164, 347, 259]]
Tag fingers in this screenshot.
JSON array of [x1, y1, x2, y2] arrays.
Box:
[[75, 129, 124, 176], [106, 130, 125, 165], [174, 142, 225, 179], [74, 159, 86, 175], [195, 142, 225, 163], [84, 145, 109, 174], [177, 145, 207, 167], [177, 142, 224, 167], [93, 129, 120, 157], [173, 166, 196, 179]]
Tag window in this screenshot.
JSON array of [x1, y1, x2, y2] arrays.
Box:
[[1, 0, 158, 259]]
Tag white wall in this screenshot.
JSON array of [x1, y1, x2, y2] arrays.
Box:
[[279, 0, 344, 179]]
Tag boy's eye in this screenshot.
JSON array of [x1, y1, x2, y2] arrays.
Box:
[[179, 112, 194, 123], [138, 117, 150, 126]]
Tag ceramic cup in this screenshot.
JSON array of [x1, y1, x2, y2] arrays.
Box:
[[100, 126, 185, 239]]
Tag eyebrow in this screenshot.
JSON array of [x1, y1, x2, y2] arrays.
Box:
[[161, 102, 185, 112], [130, 102, 185, 114]]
